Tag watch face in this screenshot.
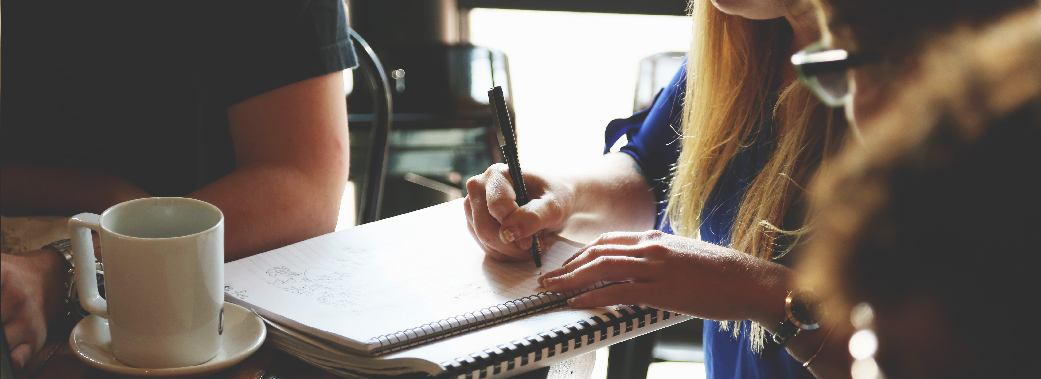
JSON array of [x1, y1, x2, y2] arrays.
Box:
[[789, 291, 824, 329]]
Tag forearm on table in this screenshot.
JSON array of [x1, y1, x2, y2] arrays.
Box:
[[561, 153, 657, 240], [0, 161, 150, 216], [188, 163, 347, 262]]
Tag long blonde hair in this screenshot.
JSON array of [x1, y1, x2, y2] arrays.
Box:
[[665, 1, 843, 350]]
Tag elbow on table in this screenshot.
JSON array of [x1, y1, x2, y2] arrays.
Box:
[[295, 167, 349, 235]]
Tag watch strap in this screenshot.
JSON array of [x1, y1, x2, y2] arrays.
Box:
[[44, 238, 75, 268], [47, 238, 104, 320], [762, 289, 823, 359], [763, 318, 799, 358]]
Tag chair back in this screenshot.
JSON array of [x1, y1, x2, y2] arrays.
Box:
[[349, 29, 394, 225]]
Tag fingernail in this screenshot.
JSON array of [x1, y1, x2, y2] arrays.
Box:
[[567, 298, 576, 307], [500, 228, 515, 244], [543, 278, 558, 292], [540, 269, 561, 282]]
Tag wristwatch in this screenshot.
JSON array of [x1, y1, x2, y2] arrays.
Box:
[[761, 289, 824, 359], [44, 238, 75, 267], [44, 239, 104, 319]]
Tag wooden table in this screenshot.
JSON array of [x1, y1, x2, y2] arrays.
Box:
[[3, 223, 598, 379], [17, 329, 597, 379]]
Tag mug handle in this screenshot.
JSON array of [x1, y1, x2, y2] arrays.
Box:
[[69, 213, 108, 318]]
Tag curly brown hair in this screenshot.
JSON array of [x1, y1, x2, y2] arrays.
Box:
[[813, 0, 1035, 70], [802, 8, 1041, 378]]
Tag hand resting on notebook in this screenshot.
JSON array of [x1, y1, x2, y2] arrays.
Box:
[[536, 230, 793, 328]]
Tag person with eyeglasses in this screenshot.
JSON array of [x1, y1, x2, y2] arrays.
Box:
[[798, 5, 1041, 378], [791, 0, 1034, 126], [463, 0, 859, 377]]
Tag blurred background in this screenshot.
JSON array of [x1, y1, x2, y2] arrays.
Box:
[[337, 2, 698, 378]]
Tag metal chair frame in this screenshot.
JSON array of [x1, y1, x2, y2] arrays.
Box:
[[348, 29, 393, 225]]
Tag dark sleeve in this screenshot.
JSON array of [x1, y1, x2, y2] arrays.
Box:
[[603, 65, 686, 217], [213, 0, 359, 107]]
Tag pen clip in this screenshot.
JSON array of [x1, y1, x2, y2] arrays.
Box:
[[495, 128, 507, 148]]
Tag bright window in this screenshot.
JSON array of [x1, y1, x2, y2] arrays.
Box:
[[469, 9, 691, 170]]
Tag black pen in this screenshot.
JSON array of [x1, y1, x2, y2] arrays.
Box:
[[488, 86, 542, 268]]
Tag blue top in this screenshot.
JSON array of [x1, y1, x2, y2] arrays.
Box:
[[604, 66, 814, 379]]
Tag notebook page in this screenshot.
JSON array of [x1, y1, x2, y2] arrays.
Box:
[[224, 200, 584, 352]]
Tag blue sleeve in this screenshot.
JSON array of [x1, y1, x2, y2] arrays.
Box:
[[705, 320, 818, 379], [604, 65, 686, 227]]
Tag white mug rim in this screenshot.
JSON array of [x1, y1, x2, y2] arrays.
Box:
[[99, 197, 224, 241]]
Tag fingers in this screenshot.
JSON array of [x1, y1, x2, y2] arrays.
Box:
[[3, 319, 32, 356], [537, 231, 658, 289], [542, 255, 652, 293], [483, 168, 519, 223], [561, 232, 645, 266], [0, 255, 52, 372], [4, 316, 43, 372], [566, 282, 654, 309], [464, 166, 530, 260], [474, 165, 570, 248], [551, 233, 646, 273], [464, 199, 523, 262], [465, 164, 572, 261], [10, 343, 31, 372], [498, 197, 563, 247]]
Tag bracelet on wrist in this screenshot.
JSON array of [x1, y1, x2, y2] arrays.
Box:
[[802, 325, 835, 367]]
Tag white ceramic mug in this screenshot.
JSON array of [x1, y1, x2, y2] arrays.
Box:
[[70, 197, 224, 368]]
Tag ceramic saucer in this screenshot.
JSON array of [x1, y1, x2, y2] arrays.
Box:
[[70, 302, 266, 377]]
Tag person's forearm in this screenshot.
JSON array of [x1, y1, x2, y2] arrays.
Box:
[[559, 153, 657, 242], [744, 262, 853, 378], [773, 313, 854, 379], [187, 163, 347, 262], [0, 161, 150, 216], [795, 324, 854, 379]]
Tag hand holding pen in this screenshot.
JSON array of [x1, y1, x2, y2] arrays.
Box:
[[462, 87, 579, 264], [487, 86, 542, 268], [462, 162, 577, 262]]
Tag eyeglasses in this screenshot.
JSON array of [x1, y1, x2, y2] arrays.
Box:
[[791, 42, 869, 108]]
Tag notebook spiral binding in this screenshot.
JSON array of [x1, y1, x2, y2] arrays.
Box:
[[434, 305, 682, 379], [370, 282, 609, 355]]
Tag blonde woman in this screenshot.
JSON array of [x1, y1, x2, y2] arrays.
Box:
[[464, 0, 851, 377]]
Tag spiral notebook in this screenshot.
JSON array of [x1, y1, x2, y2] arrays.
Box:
[[224, 200, 691, 378]]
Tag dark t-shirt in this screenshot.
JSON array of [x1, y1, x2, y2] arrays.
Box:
[[2, 0, 358, 196], [606, 66, 814, 379]]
